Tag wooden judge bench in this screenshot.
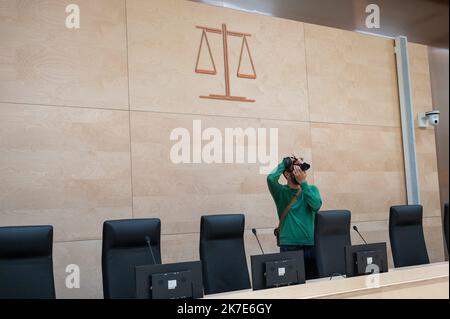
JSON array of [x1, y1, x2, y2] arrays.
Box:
[[204, 262, 449, 299]]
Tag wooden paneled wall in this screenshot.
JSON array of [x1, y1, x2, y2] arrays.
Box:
[[0, 0, 443, 298]]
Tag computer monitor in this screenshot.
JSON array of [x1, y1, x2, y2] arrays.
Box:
[[135, 261, 203, 299], [250, 251, 305, 291], [344, 243, 388, 277]]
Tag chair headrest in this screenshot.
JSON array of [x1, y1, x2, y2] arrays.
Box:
[[0, 225, 53, 258], [390, 205, 423, 226], [200, 214, 245, 241], [315, 210, 351, 236], [102, 218, 161, 249]]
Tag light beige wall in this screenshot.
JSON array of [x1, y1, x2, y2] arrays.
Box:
[[409, 43, 445, 261], [0, 0, 131, 299], [0, 0, 444, 298], [305, 27, 443, 267]]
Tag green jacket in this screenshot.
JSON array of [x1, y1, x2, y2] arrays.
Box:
[[267, 162, 322, 246]]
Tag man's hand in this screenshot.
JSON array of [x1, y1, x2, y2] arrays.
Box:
[[293, 165, 307, 184]]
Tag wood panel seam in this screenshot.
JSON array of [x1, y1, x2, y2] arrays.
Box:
[[125, 0, 134, 219], [303, 23, 317, 192], [0, 101, 130, 113], [128, 108, 403, 128], [50, 215, 443, 244]]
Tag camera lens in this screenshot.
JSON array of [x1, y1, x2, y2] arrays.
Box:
[[434, 120, 438, 124], [300, 162, 311, 171]]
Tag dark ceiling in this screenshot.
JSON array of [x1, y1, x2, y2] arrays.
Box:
[[190, 0, 449, 48]]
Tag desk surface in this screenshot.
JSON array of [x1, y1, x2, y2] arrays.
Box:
[[204, 262, 449, 299]]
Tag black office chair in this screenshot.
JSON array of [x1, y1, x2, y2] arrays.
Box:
[[389, 205, 429, 268], [314, 210, 351, 278], [102, 218, 161, 299], [200, 214, 251, 295], [444, 203, 448, 253], [0, 225, 55, 299]]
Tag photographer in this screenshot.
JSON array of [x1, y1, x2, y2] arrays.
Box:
[[267, 156, 322, 279]]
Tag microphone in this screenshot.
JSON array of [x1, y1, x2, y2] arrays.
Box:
[[145, 236, 157, 264], [352, 226, 368, 245], [251, 228, 265, 255]]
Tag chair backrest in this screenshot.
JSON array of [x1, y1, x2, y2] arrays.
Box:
[[389, 205, 429, 267], [314, 210, 351, 278], [444, 203, 449, 253], [102, 218, 161, 299], [199, 214, 251, 295], [0, 225, 55, 299]]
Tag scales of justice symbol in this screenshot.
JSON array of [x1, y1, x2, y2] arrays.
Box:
[[195, 23, 257, 103]]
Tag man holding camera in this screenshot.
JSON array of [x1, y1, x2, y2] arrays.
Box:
[[267, 156, 322, 279]]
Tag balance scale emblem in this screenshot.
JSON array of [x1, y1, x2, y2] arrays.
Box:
[[195, 23, 257, 103]]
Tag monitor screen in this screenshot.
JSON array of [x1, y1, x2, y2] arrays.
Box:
[[344, 243, 388, 277], [251, 251, 305, 290], [135, 261, 203, 299]]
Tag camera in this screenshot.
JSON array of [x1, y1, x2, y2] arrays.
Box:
[[283, 156, 310, 185], [418, 110, 440, 127], [426, 111, 440, 126]]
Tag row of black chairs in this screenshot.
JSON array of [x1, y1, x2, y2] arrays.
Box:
[[0, 204, 448, 299]]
